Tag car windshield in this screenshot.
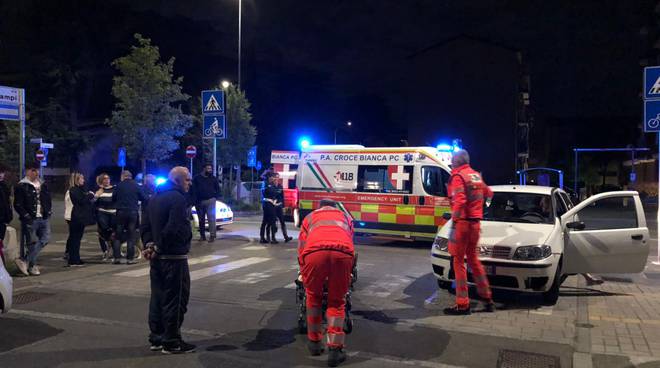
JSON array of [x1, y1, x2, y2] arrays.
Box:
[[483, 192, 554, 224]]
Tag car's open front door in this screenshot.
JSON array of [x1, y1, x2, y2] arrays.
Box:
[[561, 191, 649, 274]]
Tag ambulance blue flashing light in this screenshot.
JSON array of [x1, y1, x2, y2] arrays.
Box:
[[436, 143, 453, 152], [299, 137, 312, 150], [155, 176, 167, 186]]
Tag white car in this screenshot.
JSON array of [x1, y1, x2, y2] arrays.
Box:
[[431, 185, 649, 304], [0, 258, 12, 313], [192, 200, 234, 229]]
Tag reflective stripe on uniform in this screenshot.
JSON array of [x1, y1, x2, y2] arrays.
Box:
[[327, 316, 344, 328], [308, 220, 351, 233], [307, 322, 324, 333], [327, 333, 345, 346], [451, 187, 464, 196], [307, 307, 322, 317]]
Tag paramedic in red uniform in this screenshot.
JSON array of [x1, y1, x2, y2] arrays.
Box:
[[444, 149, 496, 315], [298, 199, 354, 367]]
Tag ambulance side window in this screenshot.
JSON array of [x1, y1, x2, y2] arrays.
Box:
[[357, 165, 413, 194], [421, 166, 449, 197]]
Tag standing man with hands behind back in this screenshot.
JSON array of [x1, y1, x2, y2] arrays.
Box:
[[192, 163, 220, 242], [113, 170, 146, 265], [141, 167, 195, 354]]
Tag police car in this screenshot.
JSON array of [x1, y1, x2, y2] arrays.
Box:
[[192, 200, 234, 229], [431, 185, 650, 303]]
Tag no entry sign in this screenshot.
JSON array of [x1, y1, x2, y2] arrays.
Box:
[[35, 150, 45, 161], [186, 145, 197, 159]]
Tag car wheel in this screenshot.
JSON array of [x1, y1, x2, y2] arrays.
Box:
[[437, 279, 452, 290], [542, 259, 562, 305]]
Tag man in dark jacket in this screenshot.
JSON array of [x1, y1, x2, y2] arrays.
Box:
[[14, 163, 52, 276], [192, 164, 220, 242], [112, 170, 146, 264], [0, 165, 13, 264], [141, 166, 195, 354]]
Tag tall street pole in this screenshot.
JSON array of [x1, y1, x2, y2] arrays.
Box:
[[238, 0, 242, 88]]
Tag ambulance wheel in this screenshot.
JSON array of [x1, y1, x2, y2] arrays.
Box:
[[298, 318, 307, 334], [293, 208, 301, 228], [344, 318, 353, 334]]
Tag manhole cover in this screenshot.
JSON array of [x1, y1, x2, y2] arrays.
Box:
[[14, 292, 54, 305], [497, 350, 560, 368]]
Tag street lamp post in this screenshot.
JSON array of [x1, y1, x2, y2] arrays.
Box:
[[334, 121, 352, 144], [238, 0, 242, 88]]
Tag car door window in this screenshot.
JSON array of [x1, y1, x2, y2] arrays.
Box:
[[575, 195, 638, 230], [554, 193, 567, 217], [560, 192, 574, 209]]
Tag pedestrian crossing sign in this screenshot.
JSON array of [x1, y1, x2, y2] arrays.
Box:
[[202, 90, 225, 114]]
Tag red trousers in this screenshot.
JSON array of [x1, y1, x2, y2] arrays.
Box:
[[301, 250, 353, 348], [449, 221, 492, 308]]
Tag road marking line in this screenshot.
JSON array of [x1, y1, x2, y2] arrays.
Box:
[[242, 245, 266, 250], [360, 276, 410, 298], [190, 257, 270, 281], [115, 255, 228, 277], [530, 305, 554, 315], [9, 309, 222, 338]]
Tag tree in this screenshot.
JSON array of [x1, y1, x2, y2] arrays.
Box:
[[107, 34, 192, 176]]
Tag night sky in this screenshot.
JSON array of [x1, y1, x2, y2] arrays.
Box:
[[0, 0, 656, 164]]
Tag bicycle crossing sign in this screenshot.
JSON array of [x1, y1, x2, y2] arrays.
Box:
[[202, 90, 224, 114], [643, 67, 660, 132], [203, 115, 226, 139]]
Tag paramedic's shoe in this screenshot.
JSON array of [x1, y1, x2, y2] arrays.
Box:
[[328, 347, 347, 367], [307, 340, 324, 356], [443, 305, 471, 315], [162, 341, 196, 354]]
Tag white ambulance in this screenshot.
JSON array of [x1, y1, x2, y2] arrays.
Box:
[[272, 145, 454, 241]]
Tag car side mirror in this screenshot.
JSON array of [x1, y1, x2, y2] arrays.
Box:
[[442, 213, 452, 221], [566, 221, 586, 231]]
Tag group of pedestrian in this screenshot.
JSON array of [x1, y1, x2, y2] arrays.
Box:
[[62, 170, 156, 267], [260, 169, 292, 244]]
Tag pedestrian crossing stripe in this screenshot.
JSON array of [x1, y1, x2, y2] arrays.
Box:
[[190, 257, 270, 281], [205, 94, 221, 111], [115, 255, 228, 277]]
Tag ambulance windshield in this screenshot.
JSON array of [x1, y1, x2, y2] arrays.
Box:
[[484, 192, 554, 224]]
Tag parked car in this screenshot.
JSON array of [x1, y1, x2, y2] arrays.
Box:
[[0, 258, 12, 313], [431, 185, 649, 304], [192, 200, 234, 229]]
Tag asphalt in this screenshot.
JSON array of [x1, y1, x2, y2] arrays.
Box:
[[1, 205, 657, 367]]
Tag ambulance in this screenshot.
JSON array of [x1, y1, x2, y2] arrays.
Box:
[[271, 145, 454, 241]]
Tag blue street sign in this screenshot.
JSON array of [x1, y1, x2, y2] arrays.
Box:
[[203, 115, 226, 139], [0, 86, 21, 121], [118, 147, 126, 167], [247, 146, 257, 167], [201, 90, 225, 114], [256, 161, 262, 171], [644, 100, 660, 132], [645, 66, 660, 100]]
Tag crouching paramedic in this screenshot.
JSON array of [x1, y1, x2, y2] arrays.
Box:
[[444, 149, 496, 315], [298, 199, 354, 367]]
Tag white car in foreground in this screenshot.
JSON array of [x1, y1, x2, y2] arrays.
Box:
[[0, 258, 12, 313], [432, 186, 649, 304], [192, 200, 234, 229]]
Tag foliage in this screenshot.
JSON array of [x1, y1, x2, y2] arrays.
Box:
[[215, 85, 257, 166], [107, 34, 192, 171]]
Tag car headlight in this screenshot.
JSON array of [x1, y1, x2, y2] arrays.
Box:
[[513, 245, 552, 261], [433, 237, 449, 252]]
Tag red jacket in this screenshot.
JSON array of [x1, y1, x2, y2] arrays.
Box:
[[448, 164, 493, 221], [298, 206, 354, 264]]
